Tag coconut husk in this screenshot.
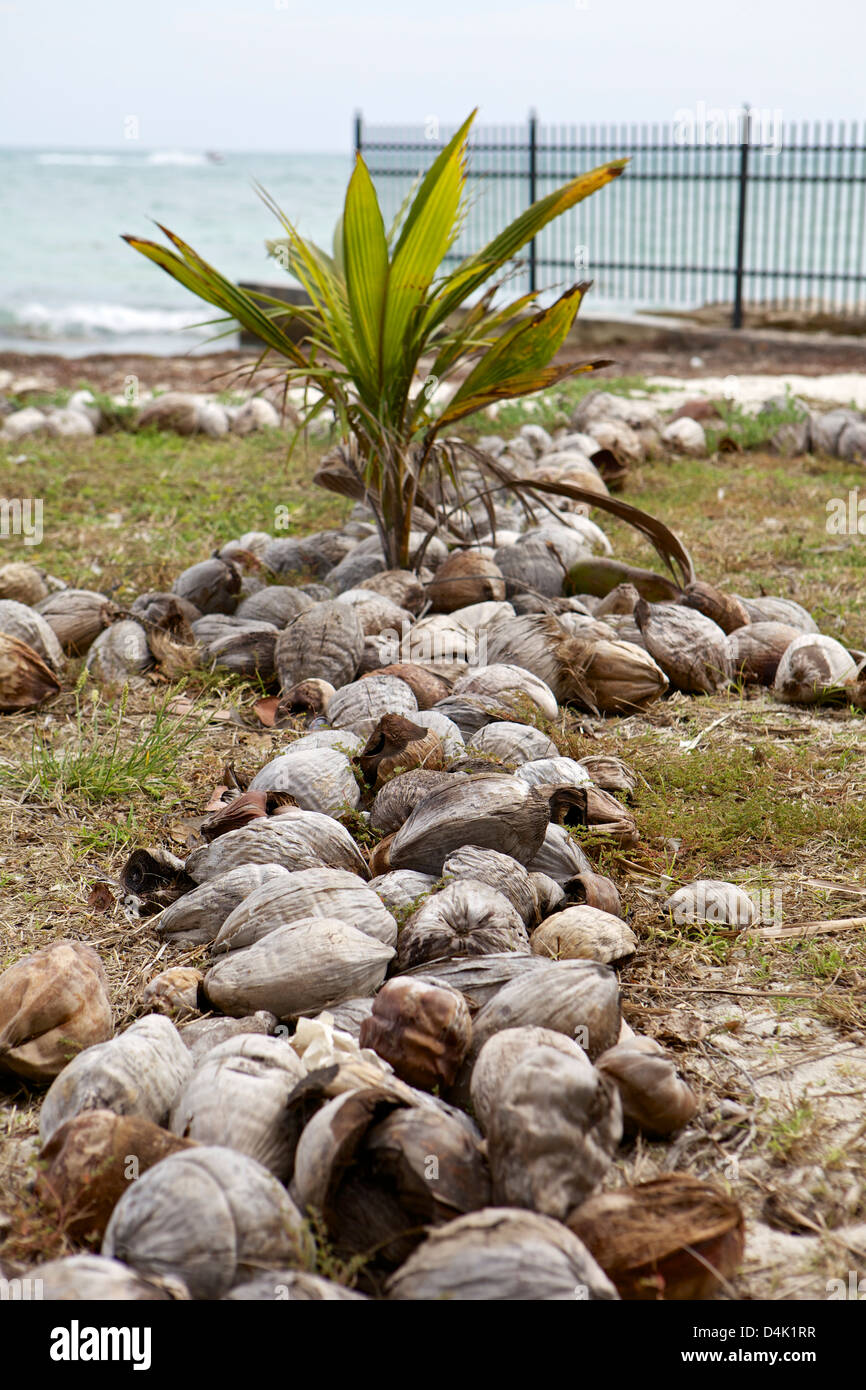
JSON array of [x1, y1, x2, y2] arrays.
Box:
[[566, 557, 681, 602], [0, 632, 61, 711], [358, 714, 445, 787], [0, 562, 49, 606], [635, 599, 731, 695], [682, 580, 750, 635], [366, 663, 452, 709], [428, 551, 506, 612], [0, 941, 113, 1082], [772, 633, 857, 704], [563, 870, 623, 916], [725, 622, 799, 685], [595, 1038, 697, 1138], [359, 978, 472, 1090], [35, 1110, 195, 1241], [567, 1175, 745, 1299]]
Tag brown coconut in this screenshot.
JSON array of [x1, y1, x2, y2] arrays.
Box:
[[725, 622, 800, 686], [682, 580, 750, 635], [0, 632, 61, 711], [35, 1109, 194, 1240], [567, 1175, 745, 1299], [427, 551, 506, 613], [359, 977, 472, 1090], [0, 941, 112, 1082]]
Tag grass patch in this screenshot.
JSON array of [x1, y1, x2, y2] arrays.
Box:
[[0, 685, 210, 807]]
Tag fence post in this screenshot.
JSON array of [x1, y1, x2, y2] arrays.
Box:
[[354, 111, 363, 159], [732, 104, 751, 328], [528, 109, 538, 293]]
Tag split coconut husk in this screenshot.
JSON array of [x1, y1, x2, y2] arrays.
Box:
[[567, 1175, 745, 1299], [772, 632, 857, 704], [0, 632, 61, 711]]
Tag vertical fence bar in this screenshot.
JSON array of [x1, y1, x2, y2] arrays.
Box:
[[732, 105, 751, 327], [528, 109, 538, 293]]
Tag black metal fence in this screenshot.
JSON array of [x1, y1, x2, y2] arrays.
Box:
[[355, 110, 866, 327]]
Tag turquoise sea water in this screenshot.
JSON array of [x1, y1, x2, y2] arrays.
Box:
[[1, 148, 351, 356]]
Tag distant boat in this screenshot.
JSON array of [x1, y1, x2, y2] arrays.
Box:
[[205, 151, 225, 165]]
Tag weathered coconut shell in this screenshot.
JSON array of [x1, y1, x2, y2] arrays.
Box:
[[102, 1145, 304, 1300], [429, 692, 515, 739], [632, 599, 729, 695], [451, 600, 515, 632], [528, 823, 592, 882], [370, 769, 470, 835], [185, 810, 368, 882], [359, 978, 472, 1090], [485, 1044, 622, 1217], [37, 583, 116, 653], [428, 551, 506, 612], [0, 561, 48, 606], [141, 967, 202, 1019], [725, 621, 800, 685], [576, 754, 637, 798], [531, 905, 637, 965], [772, 632, 857, 703], [86, 619, 153, 684], [154, 864, 291, 946], [400, 613, 477, 670], [452, 662, 558, 720], [283, 728, 364, 757], [131, 590, 201, 627], [663, 879, 756, 928], [369, 869, 436, 916], [567, 1175, 745, 1300], [248, 747, 360, 815], [212, 868, 398, 952], [359, 568, 425, 613], [358, 714, 445, 787], [326, 674, 419, 741], [403, 953, 551, 1012], [515, 755, 593, 792], [595, 1038, 698, 1137], [396, 878, 530, 971], [682, 580, 750, 634], [467, 720, 557, 766], [206, 626, 277, 680], [441, 846, 540, 927], [0, 632, 61, 710], [469, 1024, 590, 1132], [564, 870, 622, 916], [169, 1034, 307, 1178], [198, 790, 273, 841], [388, 774, 550, 875], [178, 1011, 278, 1064], [39, 1015, 193, 1143], [470, 958, 621, 1060], [172, 558, 240, 615], [204, 917, 394, 1020], [35, 1109, 194, 1240], [364, 662, 451, 710], [386, 1207, 618, 1300], [737, 594, 818, 632], [120, 846, 194, 910], [292, 1087, 489, 1264], [26, 1254, 189, 1301], [236, 585, 314, 626], [0, 940, 112, 1082], [275, 602, 364, 691], [0, 597, 65, 670]]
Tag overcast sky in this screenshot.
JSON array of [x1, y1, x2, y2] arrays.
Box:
[[1, 0, 862, 152]]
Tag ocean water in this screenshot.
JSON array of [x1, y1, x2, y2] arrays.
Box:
[[1, 148, 352, 356]]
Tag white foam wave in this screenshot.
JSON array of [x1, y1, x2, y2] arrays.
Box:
[[8, 302, 206, 339]]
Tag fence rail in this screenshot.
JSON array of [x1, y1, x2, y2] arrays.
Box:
[[355, 111, 866, 327]]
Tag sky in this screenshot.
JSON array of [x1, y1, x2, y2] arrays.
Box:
[[1, 0, 863, 152]]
